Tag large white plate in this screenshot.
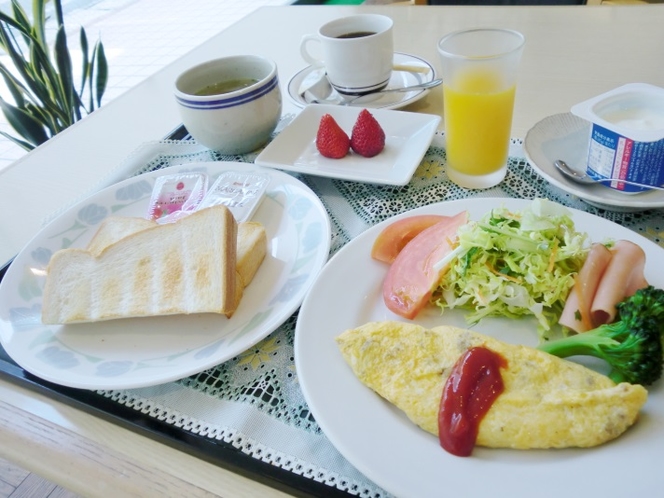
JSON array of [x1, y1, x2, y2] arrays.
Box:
[[0, 162, 330, 390], [255, 104, 440, 185], [288, 52, 436, 110], [295, 198, 664, 498], [523, 113, 664, 211]]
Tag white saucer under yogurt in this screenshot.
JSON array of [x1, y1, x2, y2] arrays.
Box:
[[523, 113, 664, 212]]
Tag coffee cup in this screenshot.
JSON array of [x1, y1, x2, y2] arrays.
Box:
[[300, 14, 393, 95]]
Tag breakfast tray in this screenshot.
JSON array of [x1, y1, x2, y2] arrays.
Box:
[[1, 117, 662, 498]]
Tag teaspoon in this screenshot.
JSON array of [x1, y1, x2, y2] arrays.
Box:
[[343, 79, 443, 105], [302, 75, 442, 106], [553, 159, 664, 191]]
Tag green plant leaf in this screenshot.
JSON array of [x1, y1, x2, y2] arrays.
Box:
[[32, 0, 48, 48], [0, 0, 108, 147], [0, 19, 29, 72], [1, 4, 30, 42], [27, 43, 72, 129], [0, 24, 51, 102], [52, 0, 65, 27], [0, 63, 27, 107], [27, 40, 54, 91], [0, 62, 62, 137], [79, 27, 89, 94], [2, 4, 68, 124], [27, 38, 73, 125], [10, 0, 32, 46], [0, 129, 35, 151], [94, 40, 108, 108], [0, 98, 49, 146], [54, 26, 78, 121], [25, 102, 59, 135]]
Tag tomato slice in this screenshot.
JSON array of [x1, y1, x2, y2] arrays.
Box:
[[371, 215, 449, 264], [382, 211, 468, 319]]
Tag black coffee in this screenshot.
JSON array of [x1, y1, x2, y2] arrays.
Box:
[[336, 31, 376, 39]]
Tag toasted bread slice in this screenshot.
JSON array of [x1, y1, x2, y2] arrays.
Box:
[[42, 205, 238, 324], [86, 216, 266, 288], [87, 216, 156, 256]]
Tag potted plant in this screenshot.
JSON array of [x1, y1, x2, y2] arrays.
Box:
[[0, 0, 108, 150]]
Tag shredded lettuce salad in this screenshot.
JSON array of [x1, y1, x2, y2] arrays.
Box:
[[432, 199, 589, 340]]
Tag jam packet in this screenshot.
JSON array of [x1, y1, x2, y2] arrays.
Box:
[[197, 171, 270, 222], [147, 173, 208, 223]]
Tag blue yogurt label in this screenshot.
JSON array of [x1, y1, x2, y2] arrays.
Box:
[[587, 124, 664, 193]]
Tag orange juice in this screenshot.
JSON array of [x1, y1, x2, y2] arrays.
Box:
[[443, 68, 516, 176]]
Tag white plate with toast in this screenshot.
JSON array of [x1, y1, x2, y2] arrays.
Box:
[[0, 162, 330, 389], [295, 198, 664, 498]]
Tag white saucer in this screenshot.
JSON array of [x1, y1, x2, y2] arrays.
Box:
[[523, 113, 664, 212], [288, 52, 436, 110]]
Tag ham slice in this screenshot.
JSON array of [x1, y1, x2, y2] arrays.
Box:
[[559, 244, 612, 332], [591, 240, 649, 326], [559, 240, 648, 333], [382, 211, 468, 319]]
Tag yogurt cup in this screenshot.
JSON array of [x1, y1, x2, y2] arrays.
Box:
[[571, 83, 664, 194]]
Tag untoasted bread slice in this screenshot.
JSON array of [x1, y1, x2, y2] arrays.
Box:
[[42, 205, 238, 324], [86, 216, 266, 288], [236, 222, 267, 287]]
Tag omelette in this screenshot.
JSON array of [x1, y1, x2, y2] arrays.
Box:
[[336, 321, 647, 450]]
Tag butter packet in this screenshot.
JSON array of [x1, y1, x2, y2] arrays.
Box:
[[197, 171, 270, 222], [147, 173, 208, 223]]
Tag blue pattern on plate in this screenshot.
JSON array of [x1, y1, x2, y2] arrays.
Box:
[[37, 346, 79, 369], [302, 222, 324, 253], [96, 361, 135, 377], [78, 203, 108, 225], [289, 196, 313, 221], [31, 247, 52, 266], [1, 162, 330, 388], [9, 304, 42, 331], [116, 179, 152, 201]]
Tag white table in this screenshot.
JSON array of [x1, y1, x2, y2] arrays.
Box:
[[1, 4, 664, 497]]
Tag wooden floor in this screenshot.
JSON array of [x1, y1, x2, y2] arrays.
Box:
[[0, 457, 79, 498]]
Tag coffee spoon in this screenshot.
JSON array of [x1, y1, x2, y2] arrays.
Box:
[[301, 74, 442, 106], [553, 159, 664, 191], [343, 79, 443, 105]]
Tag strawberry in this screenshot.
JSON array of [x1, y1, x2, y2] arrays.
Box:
[[350, 109, 385, 158], [316, 114, 350, 159]]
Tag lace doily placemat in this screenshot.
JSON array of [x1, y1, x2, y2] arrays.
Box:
[[0, 113, 654, 497], [81, 116, 664, 497]]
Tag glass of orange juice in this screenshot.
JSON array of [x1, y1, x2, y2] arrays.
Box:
[[437, 28, 525, 189]]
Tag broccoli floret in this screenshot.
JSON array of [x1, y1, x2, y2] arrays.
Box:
[[538, 286, 664, 386]]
